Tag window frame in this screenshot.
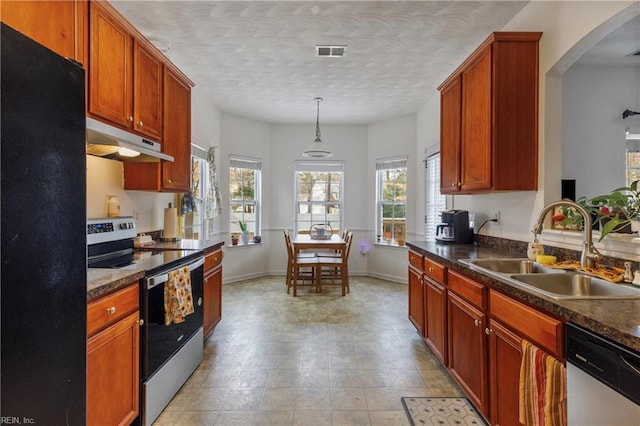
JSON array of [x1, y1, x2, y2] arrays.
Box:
[[424, 150, 448, 241], [229, 155, 261, 239], [294, 161, 344, 235], [375, 156, 408, 245]]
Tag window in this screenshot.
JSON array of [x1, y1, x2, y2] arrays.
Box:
[[376, 157, 407, 244], [425, 152, 447, 240], [229, 156, 261, 238], [295, 161, 343, 235], [183, 144, 213, 240], [626, 134, 640, 186]]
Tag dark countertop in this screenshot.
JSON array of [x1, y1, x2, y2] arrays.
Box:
[[143, 239, 224, 253], [407, 240, 640, 353], [87, 239, 224, 302]]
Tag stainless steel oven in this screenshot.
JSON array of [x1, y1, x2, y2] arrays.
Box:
[[141, 255, 204, 426], [87, 217, 205, 426]]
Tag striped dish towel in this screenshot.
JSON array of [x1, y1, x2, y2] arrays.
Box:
[[519, 339, 567, 426]]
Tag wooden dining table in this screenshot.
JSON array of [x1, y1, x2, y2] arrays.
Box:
[[290, 234, 348, 295], [290, 233, 346, 256]]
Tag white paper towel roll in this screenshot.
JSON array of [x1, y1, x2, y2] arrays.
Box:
[[164, 207, 178, 239]]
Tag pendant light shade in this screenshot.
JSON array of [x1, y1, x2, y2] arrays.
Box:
[[303, 97, 333, 158]]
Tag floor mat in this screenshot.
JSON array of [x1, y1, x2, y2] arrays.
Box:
[[401, 397, 488, 425]]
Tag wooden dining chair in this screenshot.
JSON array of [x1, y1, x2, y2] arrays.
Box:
[[316, 232, 353, 296], [284, 230, 318, 296]]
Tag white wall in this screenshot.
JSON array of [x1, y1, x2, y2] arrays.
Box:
[[366, 114, 418, 282], [219, 113, 272, 282], [267, 123, 369, 280], [563, 64, 640, 200]]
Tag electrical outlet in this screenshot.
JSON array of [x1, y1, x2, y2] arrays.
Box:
[[493, 211, 501, 224]]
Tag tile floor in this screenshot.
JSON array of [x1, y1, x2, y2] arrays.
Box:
[[152, 276, 463, 425]]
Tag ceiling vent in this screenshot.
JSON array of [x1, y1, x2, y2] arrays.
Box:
[[630, 48, 640, 57], [316, 45, 347, 57]]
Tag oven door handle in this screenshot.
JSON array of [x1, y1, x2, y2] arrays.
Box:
[[144, 256, 205, 290]]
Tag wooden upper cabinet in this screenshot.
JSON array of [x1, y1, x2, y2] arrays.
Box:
[[440, 76, 461, 194], [124, 68, 192, 192], [88, 1, 132, 128], [133, 40, 163, 141], [460, 47, 492, 192], [88, 1, 164, 142], [1, 0, 87, 65], [439, 32, 541, 194], [161, 68, 192, 191]]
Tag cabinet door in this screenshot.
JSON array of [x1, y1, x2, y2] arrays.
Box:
[[1, 1, 86, 63], [162, 68, 191, 192], [425, 277, 447, 364], [87, 311, 139, 426], [133, 40, 163, 141], [88, 2, 132, 128], [488, 319, 523, 426], [460, 46, 492, 192], [448, 292, 488, 416], [408, 266, 425, 336], [440, 75, 461, 193], [203, 265, 222, 339]]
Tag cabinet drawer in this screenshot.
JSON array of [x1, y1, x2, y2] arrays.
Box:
[[408, 250, 423, 270], [448, 270, 486, 310], [87, 284, 139, 337], [424, 257, 446, 283], [489, 290, 564, 360], [205, 249, 222, 271]]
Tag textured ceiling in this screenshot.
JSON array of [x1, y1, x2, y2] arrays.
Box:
[[111, 1, 532, 124], [111, 2, 640, 124]]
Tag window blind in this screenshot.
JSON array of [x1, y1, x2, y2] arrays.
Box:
[[376, 156, 407, 170], [295, 161, 343, 172], [230, 155, 261, 170], [425, 153, 446, 241]]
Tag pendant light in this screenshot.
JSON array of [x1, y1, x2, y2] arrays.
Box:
[[303, 97, 333, 158]]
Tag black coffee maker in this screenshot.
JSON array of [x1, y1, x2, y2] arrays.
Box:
[[435, 210, 474, 243]]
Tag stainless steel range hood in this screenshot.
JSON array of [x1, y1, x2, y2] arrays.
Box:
[[86, 118, 174, 162]]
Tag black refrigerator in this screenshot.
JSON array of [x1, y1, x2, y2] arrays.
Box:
[[1, 24, 87, 423]]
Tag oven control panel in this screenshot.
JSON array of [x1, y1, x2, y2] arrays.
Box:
[[87, 217, 136, 245]]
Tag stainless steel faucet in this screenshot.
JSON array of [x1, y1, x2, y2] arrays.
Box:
[[532, 199, 601, 268]]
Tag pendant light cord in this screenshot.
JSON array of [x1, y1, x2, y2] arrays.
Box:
[[315, 97, 322, 142]]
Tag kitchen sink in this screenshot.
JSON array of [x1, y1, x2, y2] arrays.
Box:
[[462, 258, 560, 274], [510, 273, 640, 300]]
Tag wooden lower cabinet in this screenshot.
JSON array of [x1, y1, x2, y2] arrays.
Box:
[[203, 249, 223, 339], [407, 254, 566, 424], [424, 277, 447, 364], [408, 264, 425, 336], [447, 291, 489, 415], [87, 284, 140, 426], [488, 319, 522, 426]]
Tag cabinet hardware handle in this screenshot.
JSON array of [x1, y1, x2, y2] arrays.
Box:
[[474, 319, 481, 327], [451, 183, 456, 187], [428, 267, 434, 272], [168, 179, 172, 183], [128, 116, 133, 122], [139, 319, 145, 326], [138, 121, 144, 127], [457, 182, 461, 187], [107, 306, 116, 314], [485, 328, 492, 335]]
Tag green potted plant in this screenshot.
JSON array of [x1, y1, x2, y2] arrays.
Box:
[[239, 220, 250, 244], [586, 180, 640, 240]]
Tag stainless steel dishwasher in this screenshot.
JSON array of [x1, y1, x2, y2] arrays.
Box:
[[566, 323, 640, 425]]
